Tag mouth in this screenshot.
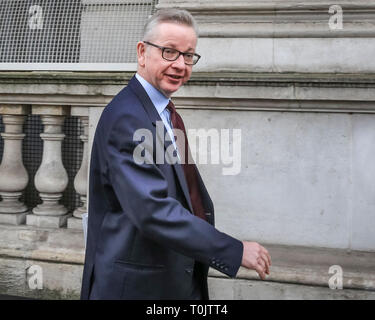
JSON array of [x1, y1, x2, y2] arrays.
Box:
[[166, 74, 183, 81]]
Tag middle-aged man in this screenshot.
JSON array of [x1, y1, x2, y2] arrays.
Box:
[[81, 8, 271, 300]]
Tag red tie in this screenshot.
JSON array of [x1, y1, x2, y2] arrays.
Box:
[[166, 101, 207, 221]]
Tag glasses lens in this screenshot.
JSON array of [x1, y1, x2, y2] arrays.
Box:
[[161, 46, 200, 65], [163, 48, 179, 61], [184, 53, 195, 65]]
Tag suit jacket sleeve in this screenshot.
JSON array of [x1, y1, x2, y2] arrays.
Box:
[[106, 110, 243, 278]]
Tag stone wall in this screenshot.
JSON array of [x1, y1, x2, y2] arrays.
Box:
[[157, 0, 375, 252]]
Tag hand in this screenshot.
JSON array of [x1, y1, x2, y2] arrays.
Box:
[[241, 241, 271, 280]]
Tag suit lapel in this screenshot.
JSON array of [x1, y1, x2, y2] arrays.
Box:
[[128, 76, 194, 214]]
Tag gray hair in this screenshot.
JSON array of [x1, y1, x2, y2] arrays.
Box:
[[143, 9, 199, 41]]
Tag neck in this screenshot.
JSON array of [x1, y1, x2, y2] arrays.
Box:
[[137, 70, 171, 98]]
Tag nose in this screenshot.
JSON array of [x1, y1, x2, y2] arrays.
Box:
[[171, 53, 186, 70]]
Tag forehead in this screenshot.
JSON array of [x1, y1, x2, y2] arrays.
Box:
[[152, 22, 197, 47]]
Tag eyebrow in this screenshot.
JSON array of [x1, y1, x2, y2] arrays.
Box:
[[162, 42, 195, 52]]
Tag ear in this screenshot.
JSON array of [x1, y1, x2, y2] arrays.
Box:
[[137, 41, 146, 67]]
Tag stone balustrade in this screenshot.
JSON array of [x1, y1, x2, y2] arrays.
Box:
[[0, 104, 88, 229], [1, 70, 375, 250]]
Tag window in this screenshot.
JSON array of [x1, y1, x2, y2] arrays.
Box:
[[0, 0, 157, 69]]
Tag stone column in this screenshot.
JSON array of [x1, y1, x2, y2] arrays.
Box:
[[68, 107, 89, 230], [0, 105, 30, 225], [27, 105, 71, 228]]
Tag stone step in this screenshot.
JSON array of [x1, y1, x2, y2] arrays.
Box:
[[0, 224, 374, 299]]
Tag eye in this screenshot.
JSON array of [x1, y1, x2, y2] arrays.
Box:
[[164, 48, 176, 55]]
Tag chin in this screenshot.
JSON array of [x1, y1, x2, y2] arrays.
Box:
[[162, 85, 181, 97]]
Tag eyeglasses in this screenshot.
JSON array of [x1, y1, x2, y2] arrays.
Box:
[[143, 41, 201, 65]]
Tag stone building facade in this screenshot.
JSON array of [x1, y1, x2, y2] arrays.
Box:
[[0, 0, 375, 299]]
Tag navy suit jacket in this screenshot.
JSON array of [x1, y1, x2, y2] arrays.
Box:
[[80, 76, 243, 300]]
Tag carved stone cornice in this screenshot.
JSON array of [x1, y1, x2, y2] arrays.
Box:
[[0, 71, 375, 113], [158, 0, 375, 10], [157, 0, 375, 38], [0, 71, 374, 87], [190, 72, 375, 88]]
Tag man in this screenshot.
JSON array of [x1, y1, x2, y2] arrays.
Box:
[[81, 8, 271, 300]]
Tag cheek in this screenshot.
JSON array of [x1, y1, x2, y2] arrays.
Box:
[[158, 65, 171, 78]]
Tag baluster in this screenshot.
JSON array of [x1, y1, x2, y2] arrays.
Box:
[[27, 106, 71, 228], [68, 114, 89, 230], [0, 106, 30, 225]]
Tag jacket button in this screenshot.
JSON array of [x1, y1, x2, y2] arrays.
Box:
[[185, 269, 192, 274]]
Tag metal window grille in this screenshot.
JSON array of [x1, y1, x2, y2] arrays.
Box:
[[0, 0, 157, 65]]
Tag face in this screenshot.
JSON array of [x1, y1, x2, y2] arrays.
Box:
[[137, 22, 197, 98]]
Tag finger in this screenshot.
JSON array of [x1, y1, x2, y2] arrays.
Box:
[[266, 250, 272, 266], [255, 264, 266, 280], [257, 257, 266, 270], [256, 259, 267, 279], [260, 253, 270, 274], [261, 247, 272, 266], [263, 257, 270, 274]]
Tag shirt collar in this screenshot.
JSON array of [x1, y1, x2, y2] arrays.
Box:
[[135, 73, 170, 115]]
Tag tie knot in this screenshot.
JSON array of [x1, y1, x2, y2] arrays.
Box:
[[166, 100, 176, 114]]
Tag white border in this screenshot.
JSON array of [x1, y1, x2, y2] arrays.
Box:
[[0, 63, 137, 72]]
